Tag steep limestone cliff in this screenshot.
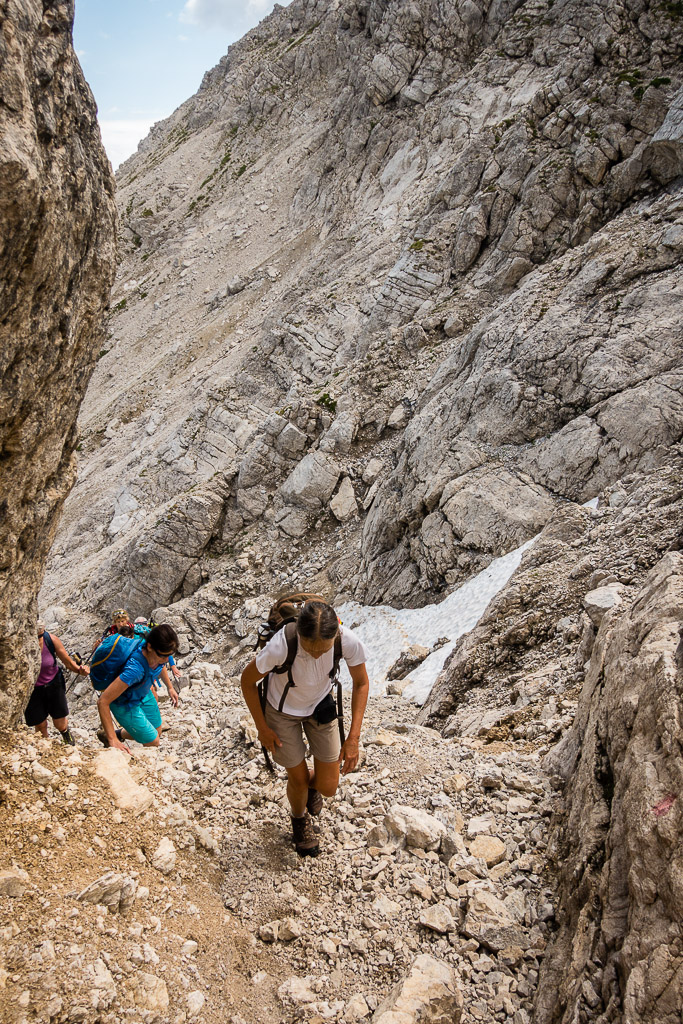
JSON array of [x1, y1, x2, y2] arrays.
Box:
[[536, 552, 683, 1024], [416, 458, 683, 1021], [0, 0, 117, 725], [42, 0, 682, 644]]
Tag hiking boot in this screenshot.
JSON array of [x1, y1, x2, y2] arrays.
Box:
[[59, 728, 75, 746], [291, 812, 319, 857], [96, 728, 123, 747], [307, 786, 323, 817]]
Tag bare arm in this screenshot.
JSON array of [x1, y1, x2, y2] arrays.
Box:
[[97, 677, 131, 752], [51, 634, 89, 676], [240, 659, 282, 753], [339, 662, 370, 775], [160, 665, 179, 706]]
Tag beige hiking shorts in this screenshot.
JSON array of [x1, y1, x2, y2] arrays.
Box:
[[264, 702, 341, 769]]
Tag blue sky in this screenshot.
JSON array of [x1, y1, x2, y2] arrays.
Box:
[[74, 0, 287, 170]]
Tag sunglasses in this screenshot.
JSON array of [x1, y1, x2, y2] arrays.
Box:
[[150, 646, 177, 658]]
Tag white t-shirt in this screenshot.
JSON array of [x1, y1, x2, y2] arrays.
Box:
[[255, 625, 368, 717]]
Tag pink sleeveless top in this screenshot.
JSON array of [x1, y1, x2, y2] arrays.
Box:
[[36, 638, 59, 687]]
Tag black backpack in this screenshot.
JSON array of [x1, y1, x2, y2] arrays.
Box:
[[255, 594, 345, 771]]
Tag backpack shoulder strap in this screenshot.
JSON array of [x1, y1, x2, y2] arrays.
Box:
[[283, 621, 298, 671], [43, 631, 57, 666], [329, 633, 342, 681], [275, 622, 298, 713], [331, 633, 345, 748]]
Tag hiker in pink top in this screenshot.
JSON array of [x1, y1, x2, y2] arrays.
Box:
[[25, 623, 89, 745]]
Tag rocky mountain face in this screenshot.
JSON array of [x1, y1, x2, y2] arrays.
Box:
[[419, 455, 683, 1022], [42, 0, 683, 639], [0, 0, 116, 726], [27, 0, 683, 1021]]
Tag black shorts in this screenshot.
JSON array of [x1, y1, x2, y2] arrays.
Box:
[[24, 673, 69, 726]]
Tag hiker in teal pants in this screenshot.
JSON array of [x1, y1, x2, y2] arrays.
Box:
[[97, 624, 179, 752]]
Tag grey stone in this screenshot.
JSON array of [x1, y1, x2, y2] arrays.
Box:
[[583, 584, 626, 627], [419, 904, 455, 934], [77, 871, 137, 913], [463, 891, 527, 952], [280, 452, 341, 510], [151, 838, 177, 875], [384, 805, 446, 851], [372, 954, 463, 1023], [0, 869, 29, 897], [330, 477, 358, 522]]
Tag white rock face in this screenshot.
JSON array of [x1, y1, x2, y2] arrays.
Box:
[[186, 990, 205, 1017], [583, 584, 626, 627], [278, 976, 318, 1005], [151, 837, 177, 875], [126, 973, 169, 1012], [94, 750, 154, 815], [372, 954, 463, 1024], [280, 452, 341, 510], [86, 959, 117, 1010], [330, 476, 358, 522], [384, 805, 446, 850], [31, 762, 53, 783]]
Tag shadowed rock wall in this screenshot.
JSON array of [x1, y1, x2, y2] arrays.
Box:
[[536, 552, 683, 1023], [0, 0, 116, 725]]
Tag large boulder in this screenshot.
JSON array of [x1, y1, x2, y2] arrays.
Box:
[[280, 451, 341, 510], [0, 0, 116, 725], [372, 954, 463, 1024]]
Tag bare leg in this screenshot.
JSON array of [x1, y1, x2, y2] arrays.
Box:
[[34, 721, 49, 738], [117, 725, 161, 748], [309, 758, 340, 799], [286, 759, 312, 817]]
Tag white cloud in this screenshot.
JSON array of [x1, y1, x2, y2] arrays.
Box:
[[179, 0, 279, 30], [99, 119, 158, 172]]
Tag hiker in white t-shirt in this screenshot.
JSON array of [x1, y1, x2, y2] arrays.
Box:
[[241, 599, 369, 857]]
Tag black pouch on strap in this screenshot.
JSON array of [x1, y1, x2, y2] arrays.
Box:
[[311, 691, 338, 724]]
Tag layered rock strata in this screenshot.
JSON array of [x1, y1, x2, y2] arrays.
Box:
[[41, 0, 682, 642], [0, 0, 116, 724]]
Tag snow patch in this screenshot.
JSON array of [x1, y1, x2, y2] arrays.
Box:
[[339, 537, 535, 705]]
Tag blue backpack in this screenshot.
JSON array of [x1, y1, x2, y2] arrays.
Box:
[[90, 634, 144, 691]]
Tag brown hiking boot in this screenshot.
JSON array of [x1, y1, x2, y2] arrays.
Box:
[[307, 787, 323, 817], [291, 812, 319, 857]]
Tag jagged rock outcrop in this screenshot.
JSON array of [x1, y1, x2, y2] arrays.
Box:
[[536, 552, 683, 1024], [41, 0, 682, 643], [414, 459, 683, 1021], [0, 0, 117, 725], [419, 457, 683, 732]]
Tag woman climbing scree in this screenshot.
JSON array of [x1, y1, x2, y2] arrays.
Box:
[[25, 623, 89, 745], [241, 599, 370, 857], [96, 624, 179, 751]]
